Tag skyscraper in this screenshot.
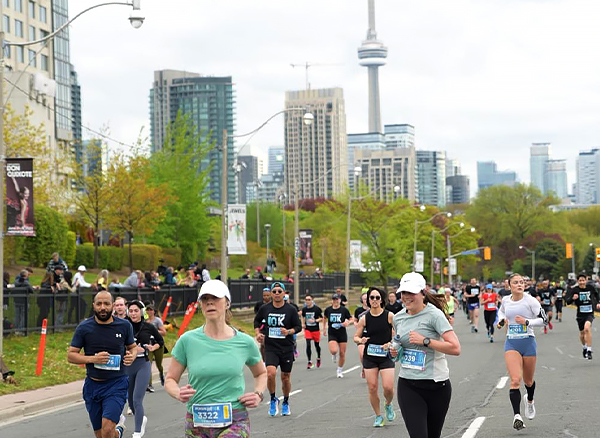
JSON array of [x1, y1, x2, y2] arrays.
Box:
[[149, 70, 236, 203], [545, 159, 568, 199], [384, 124, 414, 149], [52, 0, 72, 142], [416, 150, 446, 207], [477, 161, 517, 191], [284, 88, 348, 203], [446, 175, 470, 205], [530, 143, 550, 193], [576, 149, 600, 204], [268, 147, 285, 175], [358, 0, 387, 133], [237, 156, 258, 204]]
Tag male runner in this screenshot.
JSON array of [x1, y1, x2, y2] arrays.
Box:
[[254, 282, 302, 416], [480, 284, 499, 342], [536, 280, 555, 334], [113, 297, 127, 319], [385, 290, 403, 314], [565, 273, 600, 360], [464, 278, 481, 332], [554, 280, 565, 322], [498, 279, 511, 298], [324, 293, 352, 378], [68, 291, 136, 438], [301, 294, 323, 369]]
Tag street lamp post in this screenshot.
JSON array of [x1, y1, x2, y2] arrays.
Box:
[[265, 223, 271, 271], [447, 226, 475, 285], [431, 221, 464, 285], [519, 245, 536, 281], [345, 167, 362, 298], [0, 0, 144, 360], [413, 208, 452, 271]]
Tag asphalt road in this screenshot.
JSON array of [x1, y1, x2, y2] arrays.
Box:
[[1, 306, 599, 438]]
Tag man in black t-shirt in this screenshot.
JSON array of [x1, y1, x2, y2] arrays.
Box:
[[464, 278, 481, 333], [301, 294, 323, 369], [498, 279, 511, 298], [68, 291, 136, 438], [254, 282, 302, 417], [324, 294, 353, 378], [385, 290, 403, 314], [566, 273, 600, 360]]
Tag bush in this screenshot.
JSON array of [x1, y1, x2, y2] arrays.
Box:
[[64, 231, 76, 268], [23, 205, 68, 267], [75, 243, 123, 271], [161, 247, 182, 268], [122, 244, 161, 271], [74, 243, 94, 269]]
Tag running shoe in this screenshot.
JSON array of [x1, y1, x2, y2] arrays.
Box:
[[132, 434, 142, 438], [548, 321, 553, 330], [523, 395, 536, 420], [490, 336, 494, 343], [470, 326, 475, 333], [583, 348, 588, 359], [474, 327, 478, 333], [140, 415, 147, 436], [269, 398, 280, 417], [316, 358, 321, 368], [307, 361, 313, 369], [332, 353, 337, 363], [587, 350, 593, 360], [385, 403, 396, 422], [116, 415, 126, 438], [159, 373, 165, 386], [281, 401, 291, 416], [513, 414, 525, 430], [337, 369, 344, 378], [373, 415, 385, 427], [146, 384, 155, 393], [543, 326, 547, 334], [293, 348, 299, 358]]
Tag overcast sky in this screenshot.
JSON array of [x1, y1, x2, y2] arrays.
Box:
[[70, 0, 600, 195]]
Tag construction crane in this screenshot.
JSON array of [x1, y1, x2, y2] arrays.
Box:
[[290, 62, 343, 90]]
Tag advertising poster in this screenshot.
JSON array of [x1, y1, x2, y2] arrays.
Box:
[[6, 158, 35, 236], [350, 240, 362, 270], [415, 251, 424, 273], [227, 204, 247, 255], [299, 229, 313, 265]]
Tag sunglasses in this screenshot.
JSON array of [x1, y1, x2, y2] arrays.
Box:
[[271, 289, 284, 294], [369, 295, 381, 301]]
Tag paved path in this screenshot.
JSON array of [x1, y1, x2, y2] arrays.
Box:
[[1, 306, 598, 437]]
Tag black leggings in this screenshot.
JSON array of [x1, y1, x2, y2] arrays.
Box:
[[397, 378, 452, 438], [306, 339, 321, 361], [484, 310, 497, 335]]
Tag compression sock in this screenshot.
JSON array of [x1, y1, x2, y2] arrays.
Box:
[[270, 393, 276, 401], [315, 341, 321, 358], [306, 340, 312, 361], [588, 346, 593, 352], [509, 389, 521, 415], [283, 396, 289, 404], [525, 381, 536, 402]]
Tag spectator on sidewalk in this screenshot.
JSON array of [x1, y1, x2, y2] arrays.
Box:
[[124, 270, 141, 289], [55, 267, 72, 328], [95, 270, 110, 291], [46, 252, 68, 273], [109, 277, 123, 291], [240, 268, 251, 279], [73, 266, 92, 288], [163, 267, 176, 285], [200, 264, 211, 283], [252, 266, 265, 281], [38, 271, 56, 327], [12, 270, 33, 332]]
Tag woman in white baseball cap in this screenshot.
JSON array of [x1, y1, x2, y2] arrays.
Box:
[[165, 280, 267, 437], [391, 272, 461, 438]]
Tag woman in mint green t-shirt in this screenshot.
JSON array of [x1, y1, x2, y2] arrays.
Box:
[[165, 280, 267, 438]]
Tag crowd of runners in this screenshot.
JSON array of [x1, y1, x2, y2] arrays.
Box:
[[68, 269, 599, 438]]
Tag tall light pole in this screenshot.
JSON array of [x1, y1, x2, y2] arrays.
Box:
[[345, 167, 362, 298], [413, 208, 451, 271], [265, 223, 271, 271], [431, 221, 464, 285], [0, 0, 144, 360], [519, 245, 536, 281], [447, 226, 475, 285]]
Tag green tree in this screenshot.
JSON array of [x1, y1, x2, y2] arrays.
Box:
[[23, 205, 68, 267], [148, 112, 214, 263], [582, 244, 597, 276], [522, 238, 565, 280]]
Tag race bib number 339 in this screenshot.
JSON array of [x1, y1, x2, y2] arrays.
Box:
[[192, 403, 233, 428], [401, 349, 426, 371]]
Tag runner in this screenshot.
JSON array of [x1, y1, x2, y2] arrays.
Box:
[[165, 280, 267, 437], [464, 278, 481, 332], [67, 291, 137, 438], [554, 280, 565, 323], [445, 289, 459, 326], [254, 281, 302, 416], [301, 294, 323, 369], [498, 279, 511, 298], [385, 290, 403, 314], [323, 293, 352, 378], [354, 287, 396, 427], [145, 304, 167, 389], [391, 272, 461, 438], [254, 287, 272, 362], [537, 280, 555, 334], [497, 273, 547, 430], [481, 284, 499, 342], [565, 273, 600, 360], [354, 292, 369, 378], [113, 296, 127, 319]]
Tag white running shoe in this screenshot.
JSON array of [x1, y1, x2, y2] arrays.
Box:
[[116, 414, 126, 438], [140, 415, 148, 436], [336, 369, 343, 378], [523, 395, 536, 420], [126, 407, 133, 416], [513, 414, 526, 430]]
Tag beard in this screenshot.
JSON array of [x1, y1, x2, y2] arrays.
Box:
[[94, 309, 112, 322]]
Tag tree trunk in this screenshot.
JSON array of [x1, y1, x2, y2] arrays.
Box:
[[128, 232, 133, 273], [93, 229, 99, 269]]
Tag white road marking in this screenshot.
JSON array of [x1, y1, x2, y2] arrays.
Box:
[[496, 376, 509, 389], [556, 346, 564, 355], [461, 416, 486, 438], [264, 389, 303, 405], [342, 365, 360, 374], [568, 354, 576, 359]]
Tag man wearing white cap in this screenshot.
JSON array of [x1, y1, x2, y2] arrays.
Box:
[[73, 266, 92, 289]]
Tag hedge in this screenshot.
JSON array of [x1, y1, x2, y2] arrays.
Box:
[[23, 205, 68, 267], [74, 243, 123, 271], [161, 247, 182, 268], [123, 244, 161, 271], [64, 231, 76, 268]]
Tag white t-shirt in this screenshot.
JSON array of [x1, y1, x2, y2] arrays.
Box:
[[498, 293, 544, 338], [73, 272, 91, 288]]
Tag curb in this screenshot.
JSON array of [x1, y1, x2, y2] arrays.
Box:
[[0, 391, 82, 423]]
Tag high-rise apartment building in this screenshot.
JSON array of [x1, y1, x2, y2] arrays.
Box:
[[268, 146, 284, 175], [477, 161, 517, 190], [446, 175, 470, 205], [446, 158, 461, 178], [384, 124, 414, 149], [70, 65, 83, 172], [530, 143, 551, 193], [576, 149, 600, 204], [347, 132, 385, 191], [284, 88, 348, 203], [52, 0, 72, 142], [354, 146, 416, 202], [149, 70, 236, 203], [237, 155, 258, 204], [416, 150, 446, 207], [545, 159, 568, 199]]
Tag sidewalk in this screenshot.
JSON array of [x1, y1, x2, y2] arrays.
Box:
[[0, 357, 173, 424]]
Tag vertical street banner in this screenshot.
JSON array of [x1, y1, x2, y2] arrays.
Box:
[[434, 257, 441, 274], [449, 258, 457, 276], [415, 251, 425, 273], [350, 240, 362, 270], [227, 204, 247, 255], [6, 158, 35, 236], [299, 229, 313, 265]]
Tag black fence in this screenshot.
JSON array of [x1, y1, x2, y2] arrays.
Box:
[[2, 271, 401, 336]]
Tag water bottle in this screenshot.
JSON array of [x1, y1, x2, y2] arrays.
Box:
[[390, 334, 402, 362]]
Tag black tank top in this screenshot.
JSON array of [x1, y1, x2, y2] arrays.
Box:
[[365, 310, 392, 346]]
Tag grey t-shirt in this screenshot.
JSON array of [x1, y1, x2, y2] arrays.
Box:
[[392, 303, 453, 382], [148, 317, 164, 330]]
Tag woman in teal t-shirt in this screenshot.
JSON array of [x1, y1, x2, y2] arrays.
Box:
[[165, 280, 267, 438]]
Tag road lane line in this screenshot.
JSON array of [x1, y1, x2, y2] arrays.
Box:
[[342, 365, 360, 374], [461, 416, 486, 438], [556, 346, 564, 355], [496, 376, 509, 389], [264, 389, 303, 405]]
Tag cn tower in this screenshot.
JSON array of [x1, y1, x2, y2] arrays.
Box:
[[358, 0, 388, 133]]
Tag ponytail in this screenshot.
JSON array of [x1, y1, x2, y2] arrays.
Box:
[[424, 291, 450, 321]]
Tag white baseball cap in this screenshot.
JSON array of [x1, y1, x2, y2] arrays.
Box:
[[198, 280, 231, 301], [78, 265, 87, 272], [397, 272, 426, 294]]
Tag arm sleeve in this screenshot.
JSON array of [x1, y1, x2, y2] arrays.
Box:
[[433, 310, 453, 335], [565, 287, 574, 305], [526, 296, 547, 327], [253, 307, 265, 329], [70, 324, 85, 348], [125, 321, 135, 345], [497, 297, 506, 322], [291, 309, 302, 334]]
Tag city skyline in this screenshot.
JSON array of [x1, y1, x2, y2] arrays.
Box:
[[70, 0, 600, 197]]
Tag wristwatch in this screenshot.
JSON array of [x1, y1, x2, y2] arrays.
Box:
[[254, 391, 264, 402], [423, 337, 431, 347]]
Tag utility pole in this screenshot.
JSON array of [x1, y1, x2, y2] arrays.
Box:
[[220, 130, 228, 282]]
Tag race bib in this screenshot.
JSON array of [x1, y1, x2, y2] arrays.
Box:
[[507, 324, 528, 339], [543, 299, 551, 306], [331, 322, 342, 330], [306, 313, 316, 327], [366, 344, 387, 357], [580, 304, 593, 313], [94, 354, 121, 371], [486, 303, 497, 310], [471, 289, 479, 296], [401, 349, 426, 371], [192, 403, 232, 428], [268, 327, 285, 339], [556, 290, 563, 298]]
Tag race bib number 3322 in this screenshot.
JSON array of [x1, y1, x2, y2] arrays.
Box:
[[192, 403, 233, 428]]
